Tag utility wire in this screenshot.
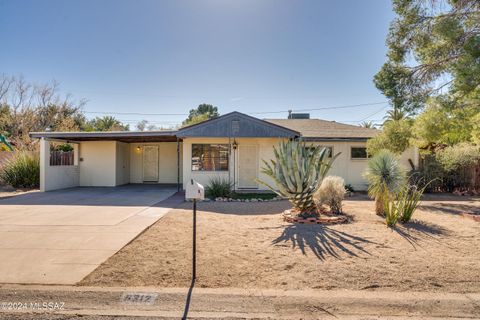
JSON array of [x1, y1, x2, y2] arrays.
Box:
[[357, 105, 389, 122], [84, 101, 389, 117]]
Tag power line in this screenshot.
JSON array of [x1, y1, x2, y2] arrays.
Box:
[[84, 101, 389, 117], [357, 105, 389, 122]]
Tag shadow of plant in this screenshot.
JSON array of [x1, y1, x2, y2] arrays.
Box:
[[392, 219, 450, 249], [419, 202, 480, 216], [272, 224, 377, 260]]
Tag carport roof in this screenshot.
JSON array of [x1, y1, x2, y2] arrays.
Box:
[[29, 130, 179, 142]]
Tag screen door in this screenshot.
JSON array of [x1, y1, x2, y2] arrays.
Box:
[[143, 146, 159, 182], [238, 145, 258, 189]]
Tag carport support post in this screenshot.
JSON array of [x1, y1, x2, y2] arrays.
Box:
[[39, 138, 50, 192], [193, 198, 197, 280]]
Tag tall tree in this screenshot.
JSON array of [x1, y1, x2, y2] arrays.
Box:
[[0, 75, 87, 149], [383, 108, 410, 123], [86, 116, 129, 131], [374, 0, 480, 112], [182, 103, 219, 127], [361, 121, 374, 128], [136, 120, 148, 131]]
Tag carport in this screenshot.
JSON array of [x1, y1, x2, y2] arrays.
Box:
[[29, 131, 182, 192], [0, 184, 180, 284]]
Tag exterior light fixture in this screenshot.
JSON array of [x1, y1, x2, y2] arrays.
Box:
[[136, 146, 141, 152], [232, 140, 238, 150]]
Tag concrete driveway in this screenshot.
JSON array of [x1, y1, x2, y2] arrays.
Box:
[[0, 185, 180, 285]]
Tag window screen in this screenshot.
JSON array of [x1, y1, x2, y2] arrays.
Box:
[[191, 144, 229, 171], [351, 147, 369, 159]]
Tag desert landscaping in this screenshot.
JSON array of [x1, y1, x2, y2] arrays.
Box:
[[81, 194, 480, 293]]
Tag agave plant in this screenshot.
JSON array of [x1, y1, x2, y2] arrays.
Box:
[[256, 139, 339, 217], [363, 150, 406, 216]]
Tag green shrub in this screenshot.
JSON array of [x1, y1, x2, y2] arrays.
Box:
[[0, 152, 40, 188], [398, 185, 424, 223], [345, 184, 355, 193], [383, 193, 400, 227], [383, 184, 427, 227], [205, 177, 233, 198]]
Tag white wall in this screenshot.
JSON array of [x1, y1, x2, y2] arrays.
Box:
[[182, 138, 230, 188], [182, 137, 283, 190], [130, 142, 182, 184], [79, 141, 117, 187], [182, 138, 420, 191], [40, 138, 80, 192]]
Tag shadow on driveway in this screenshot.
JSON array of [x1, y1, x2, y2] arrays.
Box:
[[0, 184, 178, 207]]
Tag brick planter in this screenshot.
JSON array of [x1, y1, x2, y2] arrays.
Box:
[[283, 209, 348, 225]]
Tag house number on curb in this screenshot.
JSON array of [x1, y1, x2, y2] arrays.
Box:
[[120, 292, 158, 305]]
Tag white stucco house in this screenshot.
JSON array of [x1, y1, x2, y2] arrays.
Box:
[[30, 111, 419, 192]]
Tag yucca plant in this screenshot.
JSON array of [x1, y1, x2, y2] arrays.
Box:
[[383, 184, 426, 227], [257, 140, 339, 217], [0, 152, 40, 188], [364, 150, 405, 216], [383, 191, 400, 227], [398, 184, 426, 223]]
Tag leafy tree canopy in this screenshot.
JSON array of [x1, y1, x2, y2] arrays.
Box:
[[0, 74, 129, 149], [436, 142, 480, 172], [85, 116, 129, 132], [182, 104, 219, 127], [412, 95, 478, 151], [367, 119, 413, 155], [380, 0, 479, 105]]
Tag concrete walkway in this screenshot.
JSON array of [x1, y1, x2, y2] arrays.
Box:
[[0, 285, 478, 319], [0, 185, 183, 284]]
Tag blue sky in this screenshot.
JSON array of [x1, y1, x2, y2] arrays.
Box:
[[0, 0, 395, 128]]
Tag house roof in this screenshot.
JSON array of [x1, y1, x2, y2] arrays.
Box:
[[265, 119, 378, 141], [29, 112, 377, 142], [29, 130, 179, 143], [176, 111, 299, 138]]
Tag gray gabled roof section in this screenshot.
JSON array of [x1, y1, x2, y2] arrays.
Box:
[[176, 111, 300, 138]]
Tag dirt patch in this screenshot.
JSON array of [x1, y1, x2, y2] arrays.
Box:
[[0, 185, 37, 199], [81, 195, 480, 293]]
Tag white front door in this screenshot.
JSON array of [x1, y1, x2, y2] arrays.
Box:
[[238, 145, 258, 189], [143, 146, 159, 182]]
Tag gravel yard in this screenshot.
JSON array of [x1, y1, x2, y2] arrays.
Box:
[[81, 194, 480, 293]]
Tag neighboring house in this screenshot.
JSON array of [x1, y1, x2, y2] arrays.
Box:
[[30, 111, 419, 192]]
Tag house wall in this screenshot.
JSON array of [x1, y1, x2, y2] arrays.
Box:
[[182, 138, 420, 191], [79, 141, 117, 187], [130, 142, 182, 184], [40, 138, 80, 191], [182, 137, 284, 190]]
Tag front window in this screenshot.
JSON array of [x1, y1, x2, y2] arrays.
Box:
[[191, 144, 229, 171], [351, 147, 369, 159]]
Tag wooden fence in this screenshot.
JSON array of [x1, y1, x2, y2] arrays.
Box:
[[50, 151, 74, 166]]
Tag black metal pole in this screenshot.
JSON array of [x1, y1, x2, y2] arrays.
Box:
[[193, 198, 196, 280]]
